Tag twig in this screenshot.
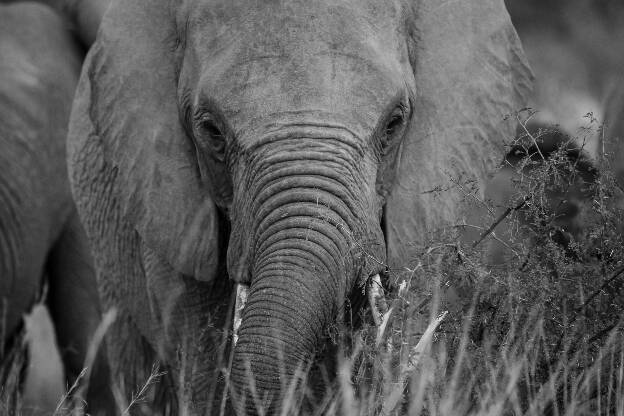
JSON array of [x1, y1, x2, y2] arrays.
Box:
[[450, 176, 496, 217], [121, 363, 167, 416], [454, 223, 520, 258], [575, 265, 624, 312], [472, 196, 530, 248], [517, 113, 546, 161], [53, 368, 87, 416]]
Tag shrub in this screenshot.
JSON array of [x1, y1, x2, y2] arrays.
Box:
[[338, 111, 624, 416]]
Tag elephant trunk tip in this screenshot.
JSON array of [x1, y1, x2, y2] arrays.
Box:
[[230, 360, 308, 416]]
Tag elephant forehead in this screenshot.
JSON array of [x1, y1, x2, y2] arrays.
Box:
[[182, 0, 403, 46], [184, 0, 404, 75], [182, 0, 409, 137], [199, 52, 403, 138]]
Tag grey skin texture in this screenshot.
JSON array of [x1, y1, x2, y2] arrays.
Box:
[[0, 3, 113, 414], [67, 0, 532, 414]]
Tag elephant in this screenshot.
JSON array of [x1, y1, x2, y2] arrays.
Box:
[[0, 3, 113, 414], [0, 0, 109, 48], [67, 0, 532, 414]]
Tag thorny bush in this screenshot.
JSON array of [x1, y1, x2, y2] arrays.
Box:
[[344, 111, 624, 416]]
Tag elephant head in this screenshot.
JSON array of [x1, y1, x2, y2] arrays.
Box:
[[69, 0, 531, 413]]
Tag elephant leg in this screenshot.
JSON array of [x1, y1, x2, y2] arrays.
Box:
[[45, 211, 116, 415]]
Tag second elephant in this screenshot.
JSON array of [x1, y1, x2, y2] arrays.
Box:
[[0, 3, 113, 414]]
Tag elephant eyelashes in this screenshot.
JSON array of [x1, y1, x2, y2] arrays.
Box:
[[190, 113, 233, 206], [385, 114, 404, 137], [379, 105, 408, 153], [196, 116, 227, 161], [200, 118, 220, 137]]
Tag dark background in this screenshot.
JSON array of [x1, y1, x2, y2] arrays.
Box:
[[506, 0, 624, 158]]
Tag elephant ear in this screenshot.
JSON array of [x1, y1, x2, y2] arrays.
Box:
[[83, 0, 221, 281], [385, 0, 533, 269]]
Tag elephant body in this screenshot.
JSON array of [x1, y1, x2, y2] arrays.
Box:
[[0, 2, 78, 340], [0, 0, 110, 47], [68, 0, 532, 414], [0, 3, 112, 413]]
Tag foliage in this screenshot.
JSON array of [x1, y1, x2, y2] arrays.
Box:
[[334, 111, 624, 416]]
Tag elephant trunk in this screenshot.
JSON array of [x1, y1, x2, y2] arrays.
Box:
[[230, 265, 335, 413], [230, 208, 350, 414], [228, 135, 376, 414]]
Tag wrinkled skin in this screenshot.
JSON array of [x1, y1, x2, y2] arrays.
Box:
[[0, 3, 113, 414], [68, 0, 532, 414]]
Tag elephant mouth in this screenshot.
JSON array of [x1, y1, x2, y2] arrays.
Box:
[[231, 272, 392, 348]]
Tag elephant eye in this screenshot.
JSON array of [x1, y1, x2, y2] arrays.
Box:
[[201, 119, 222, 138], [198, 117, 226, 157], [386, 114, 404, 137], [380, 105, 407, 151]]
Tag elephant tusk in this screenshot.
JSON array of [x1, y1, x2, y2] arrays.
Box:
[[367, 274, 393, 343], [232, 283, 249, 346], [367, 274, 388, 325]]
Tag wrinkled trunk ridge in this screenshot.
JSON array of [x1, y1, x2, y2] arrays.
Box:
[[229, 136, 364, 414]]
